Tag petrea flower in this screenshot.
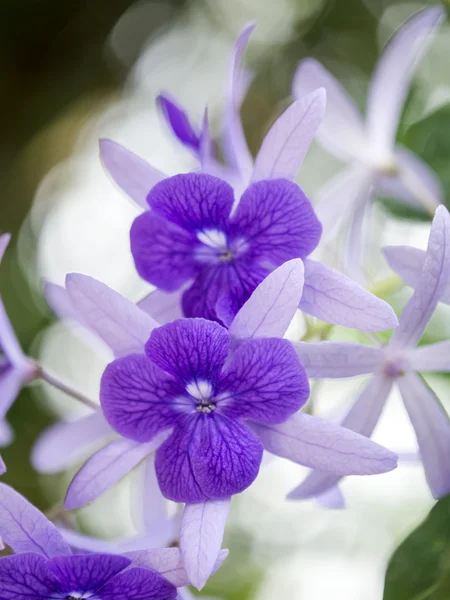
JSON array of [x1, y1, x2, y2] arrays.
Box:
[[293, 6, 445, 275], [47, 262, 397, 588], [292, 206, 450, 503], [99, 28, 398, 333], [0, 234, 37, 451], [0, 482, 179, 600]]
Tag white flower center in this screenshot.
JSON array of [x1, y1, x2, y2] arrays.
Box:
[[197, 229, 228, 250], [186, 380, 216, 414]]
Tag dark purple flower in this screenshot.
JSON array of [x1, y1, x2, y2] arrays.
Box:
[[130, 173, 322, 324], [99, 318, 309, 503]]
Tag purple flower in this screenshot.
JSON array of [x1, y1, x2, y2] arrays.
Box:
[[293, 6, 445, 276], [47, 262, 397, 589], [99, 27, 398, 333], [292, 205, 450, 502], [0, 234, 37, 451], [0, 482, 178, 600]]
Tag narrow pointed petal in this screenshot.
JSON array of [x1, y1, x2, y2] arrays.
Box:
[[32, 413, 113, 473], [66, 273, 158, 357], [292, 58, 367, 160], [0, 483, 71, 557], [300, 259, 398, 331], [391, 206, 450, 349], [344, 192, 371, 283], [411, 341, 450, 372], [0, 233, 11, 262], [132, 455, 170, 536], [65, 438, 161, 510], [286, 374, 393, 500], [366, 6, 445, 155], [138, 288, 184, 324], [314, 167, 372, 238], [44, 281, 86, 324], [125, 547, 228, 588], [377, 146, 443, 211], [180, 499, 230, 590], [0, 368, 25, 422], [229, 259, 304, 340], [292, 341, 384, 378], [0, 419, 13, 446], [252, 410, 397, 476], [157, 94, 200, 152], [383, 244, 424, 288], [100, 138, 166, 209], [252, 89, 326, 182], [398, 371, 450, 499], [222, 24, 255, 179], [316, 485, 346, 509], [0, 296, 27, 369], [0, 455, 5, 475]]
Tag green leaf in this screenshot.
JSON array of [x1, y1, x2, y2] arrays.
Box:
[[384, 494, 450, 599], [380, 104, 450, 222]]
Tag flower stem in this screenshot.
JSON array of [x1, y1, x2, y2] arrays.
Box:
[[37, 366, 99, 412]]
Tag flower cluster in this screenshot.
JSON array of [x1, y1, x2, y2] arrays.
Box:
[[0, 6, 448, 598]]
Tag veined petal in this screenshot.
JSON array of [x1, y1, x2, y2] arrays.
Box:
[[251, 89, 326, 182], [146, 318, 229, 387], [314, 167, 373, 238], [157, 94, 201, 152], [131, 211, 199, 292], [376, 146, 443, 211], [229, 259, 304, 340], [292, 58, 367, 161], [48, 554, 131, 593], [180, 499, 230, 590], [100, 353, 182, 443], [222, 24, 255, 179], [65, 438, 160, 510], [219, 337, 309, 424], [411, 341, 450, 372], [231, 179, 322, 264], [252, 410, 397, 475], [124, 547, 228, 588], [99, 567, 177, 600], [100, 138, 166, 210], [292, 341, 384, 378], [366, 6, 445, 156], [286, 374, 393, 500], [300, 259, 398, 331], [138, 288, 184, 324], [32, 412, 113, 473], [0, 553, 60, 599], [390, 206, 450, 349], [65, 273, 158, 357], [398, 371, 450, 499], [0, 482, 71, 557]]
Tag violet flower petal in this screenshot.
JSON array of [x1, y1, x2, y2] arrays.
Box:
[[377, 146, 443, 210], [292, 341, 384, 379], [228, 258, 304, 340], [292, 58, 367, 161], [0, 482, 71, 557], [100, 138, 166, 210], [44, 281, 86, 324], [180, 499, 230, 590], [398, 371, 450, 499], [316, 485, 346, 509], [0, 233, 11, 262], [65, 438, 162, 510], [252, 411, 397, 476], [100, 354, 182, 443], [219, 338, 309, 424], [48, 553, 131, 592], [300, 259, 398, 331], [0, 368, 25, 422], [132, 454, 169, 536], [157, 94, 200, 152], [99, 566, 177, 600], [138, 288, 184, 324], [411, 341, 450, 372], [0, 296, 28, 369], [31, 412, 113, 474], [383, 245, 437, 296], [286, 374, 393, 500], [222, 24, 255, 179], [65, 273, 158, 357], [146, 318, 229, 386], [0, 419, 13, 446], [0, 553, 60, 599], [231, 179, 322, 264], [0, 455, 5, 475], [251, 89, 326, 182], [390, 206, 450, 349], [366, 6, 445, 156], [131, 211, 199, 292]]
